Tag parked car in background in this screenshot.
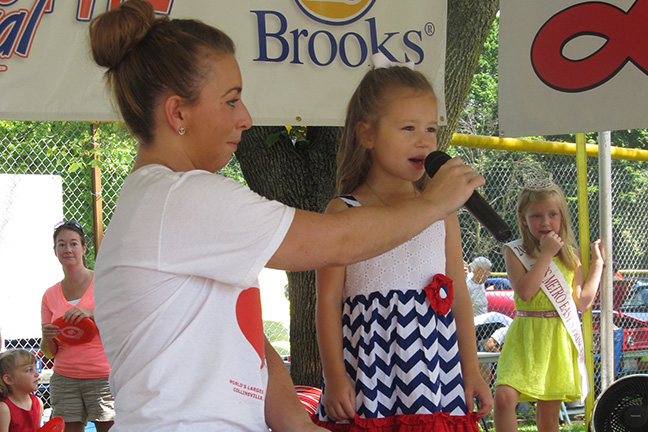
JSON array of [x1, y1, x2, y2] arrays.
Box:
[[592, 277, 636, 311], [619, 279, 648, 322], [592, 278, 648, 356], [485, 277, 515, 318], [614, 280, 648, 373]]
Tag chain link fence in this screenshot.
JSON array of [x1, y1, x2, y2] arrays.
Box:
[[0, 121, 291, 407], [0, 121, 135, 408], [456, 145, 648, 403], [2, 121, 648, 410]]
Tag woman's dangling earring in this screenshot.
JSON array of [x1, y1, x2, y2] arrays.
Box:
[[178, 126, 186, 136]]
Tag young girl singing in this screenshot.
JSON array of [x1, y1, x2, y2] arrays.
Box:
[[313, 56, 493, 431], [494, 180, 604, 432], [0, 350, 44, 432]]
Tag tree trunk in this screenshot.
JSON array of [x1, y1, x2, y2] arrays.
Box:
[[438, 0, 499, 150], [236, 0, 499, 387], [286, 270, 320, 386], [236, 126, 341, 386], [237, 126, 340, 209]]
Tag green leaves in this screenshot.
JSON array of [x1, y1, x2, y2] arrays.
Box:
[[266, 125, 309, 150]]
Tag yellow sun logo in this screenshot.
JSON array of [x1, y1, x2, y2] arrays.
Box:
[[294, 0, 376, 26]]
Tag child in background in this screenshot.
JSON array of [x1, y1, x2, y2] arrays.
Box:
[[494, 180, 604, 432], [314, 56, 492, 431], [0, 349, 44, 432]]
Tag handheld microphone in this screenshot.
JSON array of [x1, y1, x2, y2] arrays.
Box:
[[424, 151, 513, 242]]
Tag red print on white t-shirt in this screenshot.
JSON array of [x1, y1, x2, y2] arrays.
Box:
[[236, 287, 265, 368]]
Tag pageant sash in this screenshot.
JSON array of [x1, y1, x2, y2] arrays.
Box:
[[505, 239, 589, 401]]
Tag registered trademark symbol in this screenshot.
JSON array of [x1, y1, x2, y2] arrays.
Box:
[[425, 22, 435, 36]]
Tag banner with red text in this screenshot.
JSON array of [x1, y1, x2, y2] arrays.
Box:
[[0, 0, 447, 126], [499, 0, 648, 137]]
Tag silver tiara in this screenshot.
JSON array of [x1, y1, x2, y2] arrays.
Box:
[[514, 161, 555, 190]]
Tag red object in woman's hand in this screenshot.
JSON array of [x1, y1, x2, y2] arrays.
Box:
[[52, 317, 98, 345]]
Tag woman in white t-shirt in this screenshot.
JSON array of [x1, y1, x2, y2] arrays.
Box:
[[87, 1, 484, 431]]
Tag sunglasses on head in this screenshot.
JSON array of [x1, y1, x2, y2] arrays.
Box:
[[54, 220, 84, 233]]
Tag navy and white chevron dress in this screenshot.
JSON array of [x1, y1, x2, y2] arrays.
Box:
[[314, 196, 477, 431]]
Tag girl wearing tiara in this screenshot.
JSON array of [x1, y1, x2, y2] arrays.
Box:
[[494, 177, 604, 432], [314, 57, 492, 431]]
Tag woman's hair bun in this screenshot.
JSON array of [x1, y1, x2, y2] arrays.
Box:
[[89, 0, 156, 69]]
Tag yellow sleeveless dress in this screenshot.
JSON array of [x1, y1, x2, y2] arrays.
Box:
[[496, 257, 581, 402]]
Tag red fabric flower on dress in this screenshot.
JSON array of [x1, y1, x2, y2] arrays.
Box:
[[424, 274, 454, 315]]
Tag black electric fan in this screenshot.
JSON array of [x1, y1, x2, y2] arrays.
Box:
[[592, 374, 648, 431]]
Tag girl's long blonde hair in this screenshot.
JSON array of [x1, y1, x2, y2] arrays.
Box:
[[0, 349, 37, 397], [336, 66, 436, 195], [517, 184, 578, 270]]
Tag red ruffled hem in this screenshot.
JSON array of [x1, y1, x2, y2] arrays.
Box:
[[311, 412, 480, 432]]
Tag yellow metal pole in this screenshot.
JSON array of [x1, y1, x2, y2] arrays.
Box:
[[90, 123, 103, 255], [451, 133, 648, 162], [575, 132, 595, 428]]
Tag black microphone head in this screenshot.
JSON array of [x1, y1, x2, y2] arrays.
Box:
[[424, 151, 451, 178], [424, 150, 514, 243]]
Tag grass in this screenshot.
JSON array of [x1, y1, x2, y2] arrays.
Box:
[[479, 407, 589, 432], [481, 422, 587, 432], [518, 425, 586, 432]]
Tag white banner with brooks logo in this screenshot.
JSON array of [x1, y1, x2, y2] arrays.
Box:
[[0, 0, 447, 126]]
